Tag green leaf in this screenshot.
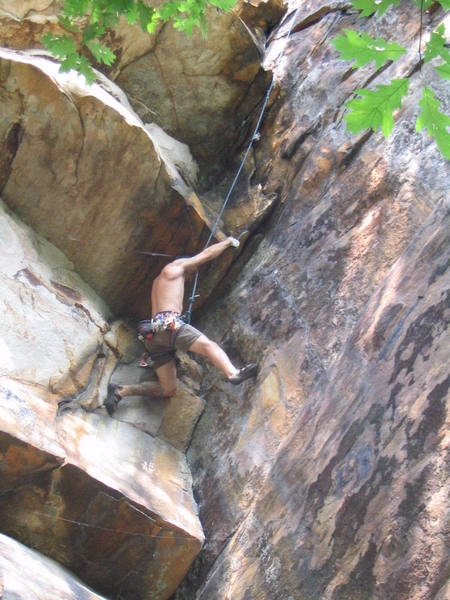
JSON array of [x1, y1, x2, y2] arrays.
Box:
[[436, 62, 450, 80], [78, 56, 97, 85], [60, 54, 81, 72], [158, 1, 181, 22], [63, 0, 91, 18], [136, 0, 155, 30], [436, 0, 450, 9], [351, 0, 402, 17], [344, 77, 410, 137], [424, 24, 450, 63], [86, 40, 116, 65], [124, 2, 139, 24], [332, 29, 406, 69], [57, 14, 79, 32], [424, 24, 450, 83], [41, 33, 77, 58], [147, 12, 161, 33], [416, 87, 450, 159], [209, 0, 236, 9], [82, 22, 103, 42], [353, 0, 433, 14]]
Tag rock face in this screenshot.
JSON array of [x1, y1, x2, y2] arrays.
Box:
[[115, 8, 270, 183], [172, 1, 450, 599], [0, 1, 449, 600], [184, 209, 449, 599]]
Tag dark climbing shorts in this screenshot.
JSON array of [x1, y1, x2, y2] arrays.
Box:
[[143, 324, 202, 369]]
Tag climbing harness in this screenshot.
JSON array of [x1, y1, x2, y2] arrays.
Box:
[[184, 7, 300, 323], [137, 311, 186, 341], [137, 311, 186, 367]]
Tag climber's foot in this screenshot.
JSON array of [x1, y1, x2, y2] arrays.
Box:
[[104, 383, 122, 416], [228, 363, 258, 385]]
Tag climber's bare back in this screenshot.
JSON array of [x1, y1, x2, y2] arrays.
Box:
[[151, 262, 186, 316], [150, 238, 239, 317]]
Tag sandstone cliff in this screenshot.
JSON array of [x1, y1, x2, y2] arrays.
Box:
[[0, 1, 449, 600]]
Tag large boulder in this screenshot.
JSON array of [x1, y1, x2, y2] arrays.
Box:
[[0, 382, 204, 600], [0, 533, 110, 600], [0, 199, 110, 399], [0, 1, 272, 183], [0, 199, 204, 600]]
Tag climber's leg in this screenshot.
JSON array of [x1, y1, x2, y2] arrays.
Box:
[[188, 334, 258, 384], [188, 334, 239, 378], [104, 359, 177, 416], [115, 380, 164, 398], [104, 380, 163, 416], [113, 361, 177, 399]]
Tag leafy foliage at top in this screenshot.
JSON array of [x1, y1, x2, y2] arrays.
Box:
[[351, 0, 436, 16], [42, 0, 238, 83], [332, 0, 450, 159]]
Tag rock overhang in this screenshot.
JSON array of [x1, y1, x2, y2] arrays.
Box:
[[0, 43, 276, 321], [0, 48, 223, 318]]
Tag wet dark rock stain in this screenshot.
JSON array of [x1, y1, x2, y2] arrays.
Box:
[[371, 303, 404, 353], [332, 539, 377, 600], [397, 465, 429, 521], [389, 292, 450, 384], [428, 257, 450, 287], [305, 421, 364, 518], [332, 455, 398, 561], [387, 381, 404, 417], [405, 374, 449, 461]]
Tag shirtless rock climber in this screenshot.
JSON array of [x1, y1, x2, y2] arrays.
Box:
[[104, 237, 258, 415]]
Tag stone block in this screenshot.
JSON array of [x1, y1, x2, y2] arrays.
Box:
[[0, 378, 204, 600], [159, 383, 205, 452]]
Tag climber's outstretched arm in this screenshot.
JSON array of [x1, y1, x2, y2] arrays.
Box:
[[175, 237, 239, 272]]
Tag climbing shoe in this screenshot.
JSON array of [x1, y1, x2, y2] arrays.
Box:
[[228, 363, 258, 385], [104, 383, 122, 416]]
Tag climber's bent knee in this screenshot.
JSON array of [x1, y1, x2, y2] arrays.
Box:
[[188, 334, 216, 356]]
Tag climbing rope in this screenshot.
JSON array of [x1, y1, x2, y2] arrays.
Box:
[[185, 7, 300, 323]]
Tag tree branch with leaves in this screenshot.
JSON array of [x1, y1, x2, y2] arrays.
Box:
[[42, 0, 238, 84], [332, 0, 449, 159]]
